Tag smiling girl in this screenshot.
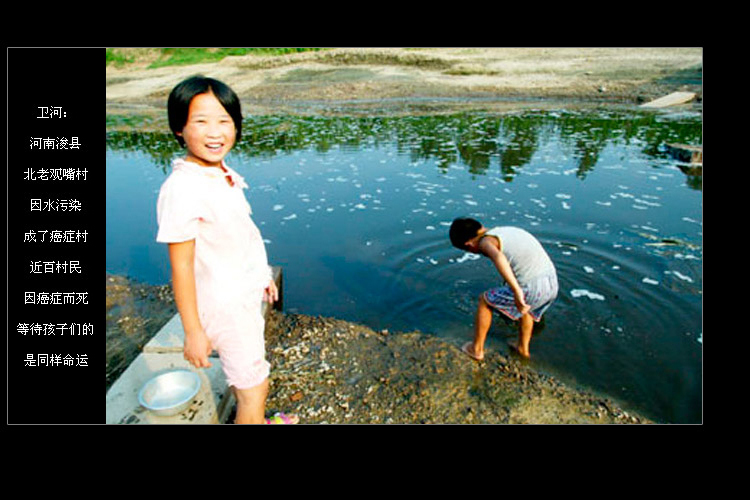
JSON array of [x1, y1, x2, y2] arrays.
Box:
[[156, 76, 297, 424]]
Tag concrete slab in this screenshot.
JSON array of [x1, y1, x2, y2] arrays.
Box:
[[143, 314, 185, 353], [666, 143, 703, 164], [640, 91, 696, 108], [105, 353, 230, 424]]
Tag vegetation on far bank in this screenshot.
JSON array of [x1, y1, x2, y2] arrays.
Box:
[[106, 48, 325, 69]]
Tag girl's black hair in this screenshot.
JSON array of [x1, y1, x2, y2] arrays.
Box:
[[449, 217, 482, 249], [167, 75, 243, 147]]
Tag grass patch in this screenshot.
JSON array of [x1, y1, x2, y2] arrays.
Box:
[[106, 48, 325, 68], [148, 48, 323, 68], [106, 48, 134, 67]]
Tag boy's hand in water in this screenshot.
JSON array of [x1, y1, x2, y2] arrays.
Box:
[[514, 291, 531, 316]]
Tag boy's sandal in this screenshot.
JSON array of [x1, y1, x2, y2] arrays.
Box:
[[265, 412, 299, 425]]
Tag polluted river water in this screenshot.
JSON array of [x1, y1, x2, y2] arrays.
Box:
[[106, 109, 702, 423]]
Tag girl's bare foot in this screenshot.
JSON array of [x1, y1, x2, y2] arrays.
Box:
[[461, 341, 484, 361]]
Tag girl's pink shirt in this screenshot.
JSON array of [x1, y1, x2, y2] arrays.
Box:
[[156, 158, 272, 318]]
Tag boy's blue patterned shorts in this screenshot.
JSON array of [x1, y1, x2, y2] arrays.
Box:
[[483, 273, 558, 322]]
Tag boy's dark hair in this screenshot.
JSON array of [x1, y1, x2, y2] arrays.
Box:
[[449, 217, 482, 249], [167, 75, 243, 147]]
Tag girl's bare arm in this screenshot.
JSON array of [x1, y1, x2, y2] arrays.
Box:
[[169, 240, 212, 368]]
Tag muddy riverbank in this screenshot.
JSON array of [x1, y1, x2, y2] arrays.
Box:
[[105, 275, 651, 423], [261, 310, 651, 424], [105, 274, 176, 390]]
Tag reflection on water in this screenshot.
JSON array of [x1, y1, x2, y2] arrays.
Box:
[[108, 110, 702, 188], [107, 109, 702, 423]]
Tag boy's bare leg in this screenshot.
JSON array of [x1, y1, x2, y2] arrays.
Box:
[[467, 294, 493, 360], [233, 378, 269, 424], [514, 313, 534, 358]]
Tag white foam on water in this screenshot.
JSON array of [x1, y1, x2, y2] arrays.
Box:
[[642, 277, 659, 285], [634, 198, 661, 208], [675, 253, 699, 261], [668, 271, 694, 283], [456, 252, 481, 264], [583, 266, 595, 274], [613, 192, 634, 199], [273, 204, 284, 211], [571, 289, 605, 301]]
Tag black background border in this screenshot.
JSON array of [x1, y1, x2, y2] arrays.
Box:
[[7, 47, 104, 424]]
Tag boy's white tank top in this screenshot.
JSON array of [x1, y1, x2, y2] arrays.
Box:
[[484, 226, 556, 284]]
